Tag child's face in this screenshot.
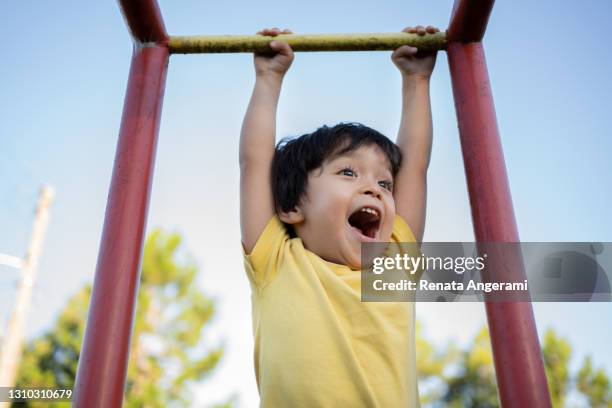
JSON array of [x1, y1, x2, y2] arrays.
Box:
[[286, 145, 396, 269]]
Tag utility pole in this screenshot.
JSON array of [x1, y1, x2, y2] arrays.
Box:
[[0, 186, 54, 395]]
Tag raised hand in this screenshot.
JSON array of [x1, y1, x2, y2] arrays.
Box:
[[392, 26, 439, 79], [254, 27, 295, 79]]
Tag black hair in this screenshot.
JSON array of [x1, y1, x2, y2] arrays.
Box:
[[271, 122, 402, 214]]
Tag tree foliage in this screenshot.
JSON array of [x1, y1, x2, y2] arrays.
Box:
[[13, 229, 229, 407], [417, 324, 611, 408], [543, 328, 572, 407], [442, 327, 498, 408], [13, 287, 89, 408], [578, 356, 612, 407]]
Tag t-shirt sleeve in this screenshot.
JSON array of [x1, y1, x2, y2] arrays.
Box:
[[391, 214, 417, 243], [242, 215, 288, 289]]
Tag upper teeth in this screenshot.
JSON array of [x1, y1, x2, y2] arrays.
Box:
[[360, 207, 379, 216]]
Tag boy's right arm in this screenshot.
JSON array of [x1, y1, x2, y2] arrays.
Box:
[[240, 28, 294, 253]]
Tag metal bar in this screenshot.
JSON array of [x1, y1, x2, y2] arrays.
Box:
[[169, 32, 447, 54], [118, 0, 168, 44], [447, 0, 495, 43], [447, 41, 552, 407], [73, 44, 168, 408]]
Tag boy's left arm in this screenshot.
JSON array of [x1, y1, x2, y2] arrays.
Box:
[[391, 25, 439, 243]]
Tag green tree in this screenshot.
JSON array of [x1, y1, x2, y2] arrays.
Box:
[[416, 321, 452, 378], [577, 356, 612, 407], [14, 229, 230, 407], [542, 328, 572, 407], [443, 327, 498, 408], [417, 323, 611, 408], [415, 321, 457, 405], [13, 287, 90, 408]]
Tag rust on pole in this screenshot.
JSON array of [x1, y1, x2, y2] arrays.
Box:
[[447, 0, 495, 43], [72, 44, 168, 407], [118, 0, 168, 44], [447, 42, 552, 407], [169, 32, 447, 54]]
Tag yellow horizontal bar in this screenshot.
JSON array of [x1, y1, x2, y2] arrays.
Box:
[[168, 32, 446, 54]]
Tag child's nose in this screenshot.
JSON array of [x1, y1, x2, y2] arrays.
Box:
[[362, 183, 382, 199], [364, 190, 381, 199]]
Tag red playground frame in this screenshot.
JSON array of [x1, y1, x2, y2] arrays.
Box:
[[73, 1, 553, 406]]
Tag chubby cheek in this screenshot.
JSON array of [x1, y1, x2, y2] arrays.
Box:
[[308, 192, 350, 238], [320, 190, 352, 224], [383, 217, 395, 241], [382, 200, 396, 240]]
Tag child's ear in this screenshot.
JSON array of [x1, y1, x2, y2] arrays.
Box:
[[278, 206, 304, 225]]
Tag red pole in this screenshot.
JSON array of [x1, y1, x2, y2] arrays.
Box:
[[74, 1, 168, 405], [447, 0, 495, 43], [118, 0, 168, 44], [72, 44, 168, 407], [447, 41, 552, 407]]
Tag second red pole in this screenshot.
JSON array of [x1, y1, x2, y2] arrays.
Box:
[[448, 41, 552, 407]]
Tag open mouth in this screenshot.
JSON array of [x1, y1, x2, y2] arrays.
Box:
[[348, 206, 381, 240]]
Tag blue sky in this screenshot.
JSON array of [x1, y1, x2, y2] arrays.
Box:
[[1, 0, 611, 405]]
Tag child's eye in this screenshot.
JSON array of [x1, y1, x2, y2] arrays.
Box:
[[379, 180, 393, 190], [339, 168, 357, 177]]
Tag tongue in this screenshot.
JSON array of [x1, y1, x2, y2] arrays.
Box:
[[351, 226, 369, 239], [348, 211, 378, 238]]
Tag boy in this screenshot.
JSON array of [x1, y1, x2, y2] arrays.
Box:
[[240, 26, 438, 407]]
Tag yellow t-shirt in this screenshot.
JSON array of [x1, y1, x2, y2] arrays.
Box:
[[243, 215, 420, 407]]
